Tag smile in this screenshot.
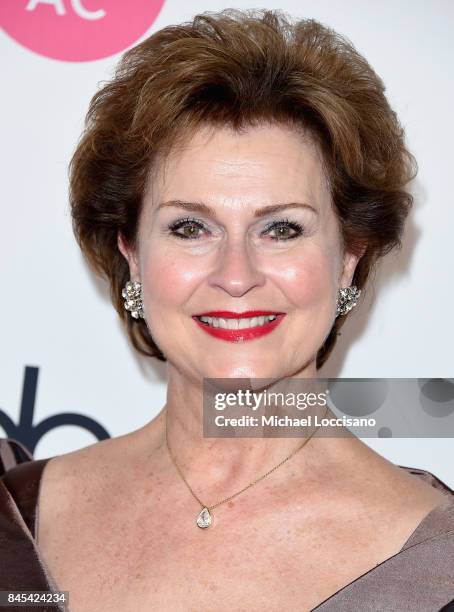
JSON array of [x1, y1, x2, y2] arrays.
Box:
[[192, 310, 286, 342]]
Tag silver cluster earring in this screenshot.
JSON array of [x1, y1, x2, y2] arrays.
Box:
[[336, 285, 361, 317], [122, 280, 144, 319]]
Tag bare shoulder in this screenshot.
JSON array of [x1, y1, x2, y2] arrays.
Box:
[[40, 436, 122, 503], [37, 414, 165, 543], [339, 438, 452, 527], [375, 450, 450, 507], [306, 436, 451, 545], [300, 437, 453, 579], [367, 457, 452, 554]]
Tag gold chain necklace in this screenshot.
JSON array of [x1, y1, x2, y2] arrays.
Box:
[[165, 404, 329, 529]]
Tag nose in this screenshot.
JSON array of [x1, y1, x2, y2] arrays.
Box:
[[207, 237, 266, 298]]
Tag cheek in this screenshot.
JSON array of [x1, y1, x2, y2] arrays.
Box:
[[269, 247, 337, 308], [140, 247, 205, 308]]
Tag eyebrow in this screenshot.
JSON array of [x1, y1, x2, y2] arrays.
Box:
[[156, 199, 318, 218]]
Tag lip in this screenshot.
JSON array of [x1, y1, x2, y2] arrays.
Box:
[[192, 311, 286, 343], [193, 310, 284, 318]]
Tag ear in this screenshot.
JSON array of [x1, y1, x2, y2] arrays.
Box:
[[339, 245, 366, 288], [117, 231, 140, 280]]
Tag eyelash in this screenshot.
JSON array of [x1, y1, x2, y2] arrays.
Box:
[[168, 217, 205, 240], [262, 218, 305, 240], [167, 217, 305, 241]]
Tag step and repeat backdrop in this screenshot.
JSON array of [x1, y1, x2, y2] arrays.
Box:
[[1, 1, 453, 487]]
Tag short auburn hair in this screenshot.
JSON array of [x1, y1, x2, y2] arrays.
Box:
[[69, 8, 416, 370]]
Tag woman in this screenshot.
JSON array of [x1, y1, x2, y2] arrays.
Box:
[[1, 8, 453, 612]]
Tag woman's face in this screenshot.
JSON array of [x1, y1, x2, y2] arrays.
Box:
[[119, 123, 360, 380]]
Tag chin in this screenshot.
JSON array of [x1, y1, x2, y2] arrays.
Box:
[[199, 357, 289, 381]]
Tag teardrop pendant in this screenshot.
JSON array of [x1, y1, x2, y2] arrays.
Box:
[[196, 506, 212, 529]]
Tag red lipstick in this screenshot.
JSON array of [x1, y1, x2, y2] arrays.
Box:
[[192, 310, 286, 342], [193, 310, 282, 318]]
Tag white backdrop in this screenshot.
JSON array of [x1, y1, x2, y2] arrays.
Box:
[[1, 0, 453, 487]]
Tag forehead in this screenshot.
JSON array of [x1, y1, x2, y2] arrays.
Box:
[[146, 122, 331, 214]]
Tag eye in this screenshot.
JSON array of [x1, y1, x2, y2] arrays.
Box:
[[262, 218, 305, 241], [168, 217, 207, 240]]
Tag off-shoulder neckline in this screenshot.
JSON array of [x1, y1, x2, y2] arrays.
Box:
[[3, 455, 453, 611]]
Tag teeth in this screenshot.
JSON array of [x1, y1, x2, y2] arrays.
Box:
[[198, 315, 278, 329]]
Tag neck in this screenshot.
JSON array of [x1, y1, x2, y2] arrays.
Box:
[[160, 369, 335, 497]]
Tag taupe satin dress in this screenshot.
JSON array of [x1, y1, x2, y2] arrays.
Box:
[[1, 437, 453, 611]]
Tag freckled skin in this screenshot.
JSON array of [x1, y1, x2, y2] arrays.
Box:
[[39, 124, 447, 612], [119, 123, 360, 384]]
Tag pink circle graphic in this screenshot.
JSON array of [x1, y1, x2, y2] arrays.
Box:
[[0, 0, 166, 62]]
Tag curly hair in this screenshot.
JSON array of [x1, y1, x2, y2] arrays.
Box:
[[69, 8, 416, 370]]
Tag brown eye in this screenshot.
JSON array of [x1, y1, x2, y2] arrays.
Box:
[[181, 224, 201, 238], [263, 219, 304, 241], [168, 217, 206, 240], [274, 226, 292, 238]]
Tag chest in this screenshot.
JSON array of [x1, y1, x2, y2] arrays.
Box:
[[37, 494, 403, 612]]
